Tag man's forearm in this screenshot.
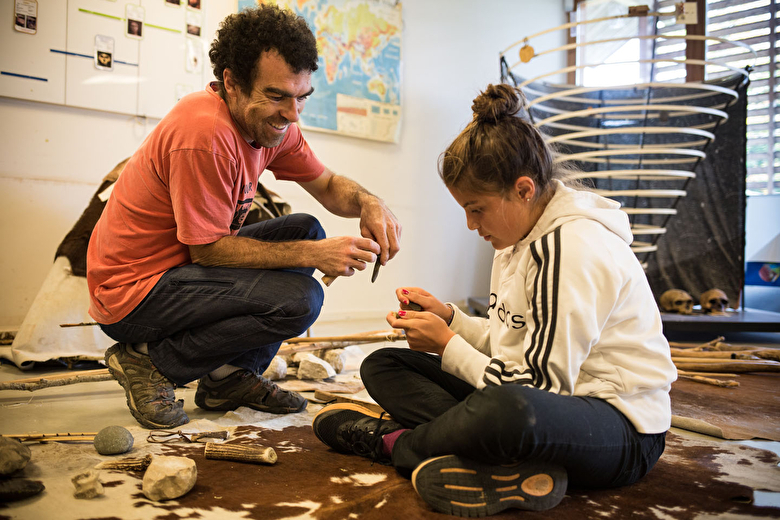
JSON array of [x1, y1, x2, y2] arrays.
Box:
[[314, 173, 377, 218], [189, 235, 318, 269]]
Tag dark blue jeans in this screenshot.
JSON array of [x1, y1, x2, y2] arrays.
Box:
[[361, 348, 666, 487], [100, 213, 325, 386]]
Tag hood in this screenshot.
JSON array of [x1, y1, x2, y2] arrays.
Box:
[[519, 180, 634, 247]]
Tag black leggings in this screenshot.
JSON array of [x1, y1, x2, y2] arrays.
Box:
[[361, 348, 665, 487]]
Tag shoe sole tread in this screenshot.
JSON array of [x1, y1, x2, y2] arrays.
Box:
[[411, 455, 567, 517]]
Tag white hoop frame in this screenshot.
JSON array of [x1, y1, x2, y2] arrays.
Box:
[[631, 224, 667, 235], [593, 189, 687, 198], [622, 208, 678, 215], [541, 119, 721, 133], [526, 81, 738, 105], [568, 169, 696, 181], [547, 126, 714, 142], [518, 58, 748, 90], [504, 34, 757, 74], [537, 103, 728, 126], [555, 148, 706, 165]]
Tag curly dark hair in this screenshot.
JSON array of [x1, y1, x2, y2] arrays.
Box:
[[209, 4, 319, 95]]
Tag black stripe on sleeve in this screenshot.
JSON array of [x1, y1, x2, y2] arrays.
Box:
[[526, 241, 543, 383], [530, 233, 551, 387], [540, 227, 562, 391]]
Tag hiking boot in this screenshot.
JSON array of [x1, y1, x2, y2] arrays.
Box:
[[194, 370, 307, 414], [312, 403, 402, 464], [104, 343, 189, 429], [412, 455, 568, 517]]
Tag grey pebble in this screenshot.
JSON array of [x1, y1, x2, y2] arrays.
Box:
[[94, 425, 134, 455]]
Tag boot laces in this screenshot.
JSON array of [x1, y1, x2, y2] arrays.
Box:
[[346, 412, 393, 464]]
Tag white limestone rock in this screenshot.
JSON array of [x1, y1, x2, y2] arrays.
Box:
[[323, 349, 346, 374], [291, 352, 309, 365], [72, 469, 104, 499], [262, 356, 288, 381], [142, 455, 197, 501], [296, 353, 336, 380]]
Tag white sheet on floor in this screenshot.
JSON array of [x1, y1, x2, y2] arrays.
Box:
[[1, 256, 113, 369]]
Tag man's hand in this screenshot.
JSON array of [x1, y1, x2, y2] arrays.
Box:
[[314, 236, 380, 277], [359, 196, 401, 265], [386, 310, 455, 356], [300, 169, 401, 265]]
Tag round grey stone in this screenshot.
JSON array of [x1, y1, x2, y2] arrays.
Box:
[[93, 426, 134, 455], [0, 437, 31, 476]]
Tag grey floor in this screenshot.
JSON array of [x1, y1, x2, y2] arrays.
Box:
[[1, 319, 779, 519]]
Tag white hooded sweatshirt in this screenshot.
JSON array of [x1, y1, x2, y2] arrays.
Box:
[[441, 180, 677, 434]]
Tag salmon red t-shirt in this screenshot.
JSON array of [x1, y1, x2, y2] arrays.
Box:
[[87, 83, 325, 324]]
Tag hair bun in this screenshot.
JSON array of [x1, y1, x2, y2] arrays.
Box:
[[471, 84, 526, 124]]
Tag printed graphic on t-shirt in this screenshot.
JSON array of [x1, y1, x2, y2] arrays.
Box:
[[487, 292, 526, 330], [231, 197, 253, 230]]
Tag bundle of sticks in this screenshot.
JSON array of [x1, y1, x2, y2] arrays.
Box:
[[669, 336, 780, 388]]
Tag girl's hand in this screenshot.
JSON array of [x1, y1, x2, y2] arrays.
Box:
[[386, 310, 455, 356], [394, 287, 453, 324]]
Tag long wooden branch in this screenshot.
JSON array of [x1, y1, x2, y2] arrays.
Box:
[[278, 339, 390, 357], [277, 330, 406, 356], [670, 348, 762, 360], [60, 321, 99, 328], [675, 370, 738, 378], [283, 330, 405, 345], [673, 359, 780, 373], [0, 369, 112, 391], [676, 370, 739, 388], [3, 432, 97, 442], [668, 336, 725, 350]]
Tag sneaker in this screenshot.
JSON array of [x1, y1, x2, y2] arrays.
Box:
[[411, 455, 567, 517], [312, 403, 402, 464], [104, 343, 189, 429], [194, 370, 307, 414]]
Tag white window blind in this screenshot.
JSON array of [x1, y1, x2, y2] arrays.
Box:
[[656, 0, 778, 194], [579, 0, 778, 194]]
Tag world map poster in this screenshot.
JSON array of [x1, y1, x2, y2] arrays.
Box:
[[237, 0, 403, 143]]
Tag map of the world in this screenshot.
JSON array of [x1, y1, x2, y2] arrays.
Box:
[[237, 0, 403, 142]]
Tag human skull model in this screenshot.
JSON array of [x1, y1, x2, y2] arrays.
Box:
[[659, 289, 694, 314], [700, 288, 729, 314]]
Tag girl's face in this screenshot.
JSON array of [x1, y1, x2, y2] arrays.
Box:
[[449, 183, 536, 250]]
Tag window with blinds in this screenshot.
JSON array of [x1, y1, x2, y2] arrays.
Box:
[[578, 0, 778, 194]]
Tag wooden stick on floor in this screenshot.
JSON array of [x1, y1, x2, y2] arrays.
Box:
[[2, 432, 97, 442], [60, 321, 99, 328], [668, 336, 725, 350], [676, 372, 739, 388], [0, 369, 112, 391], [673, 360, 780, 373], [283, 330, 405, 345], [676, 370, 738, 378]]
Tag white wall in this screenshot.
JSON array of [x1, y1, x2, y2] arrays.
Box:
[[745, 195, 780, 261], [0, 0, 566, 329]]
